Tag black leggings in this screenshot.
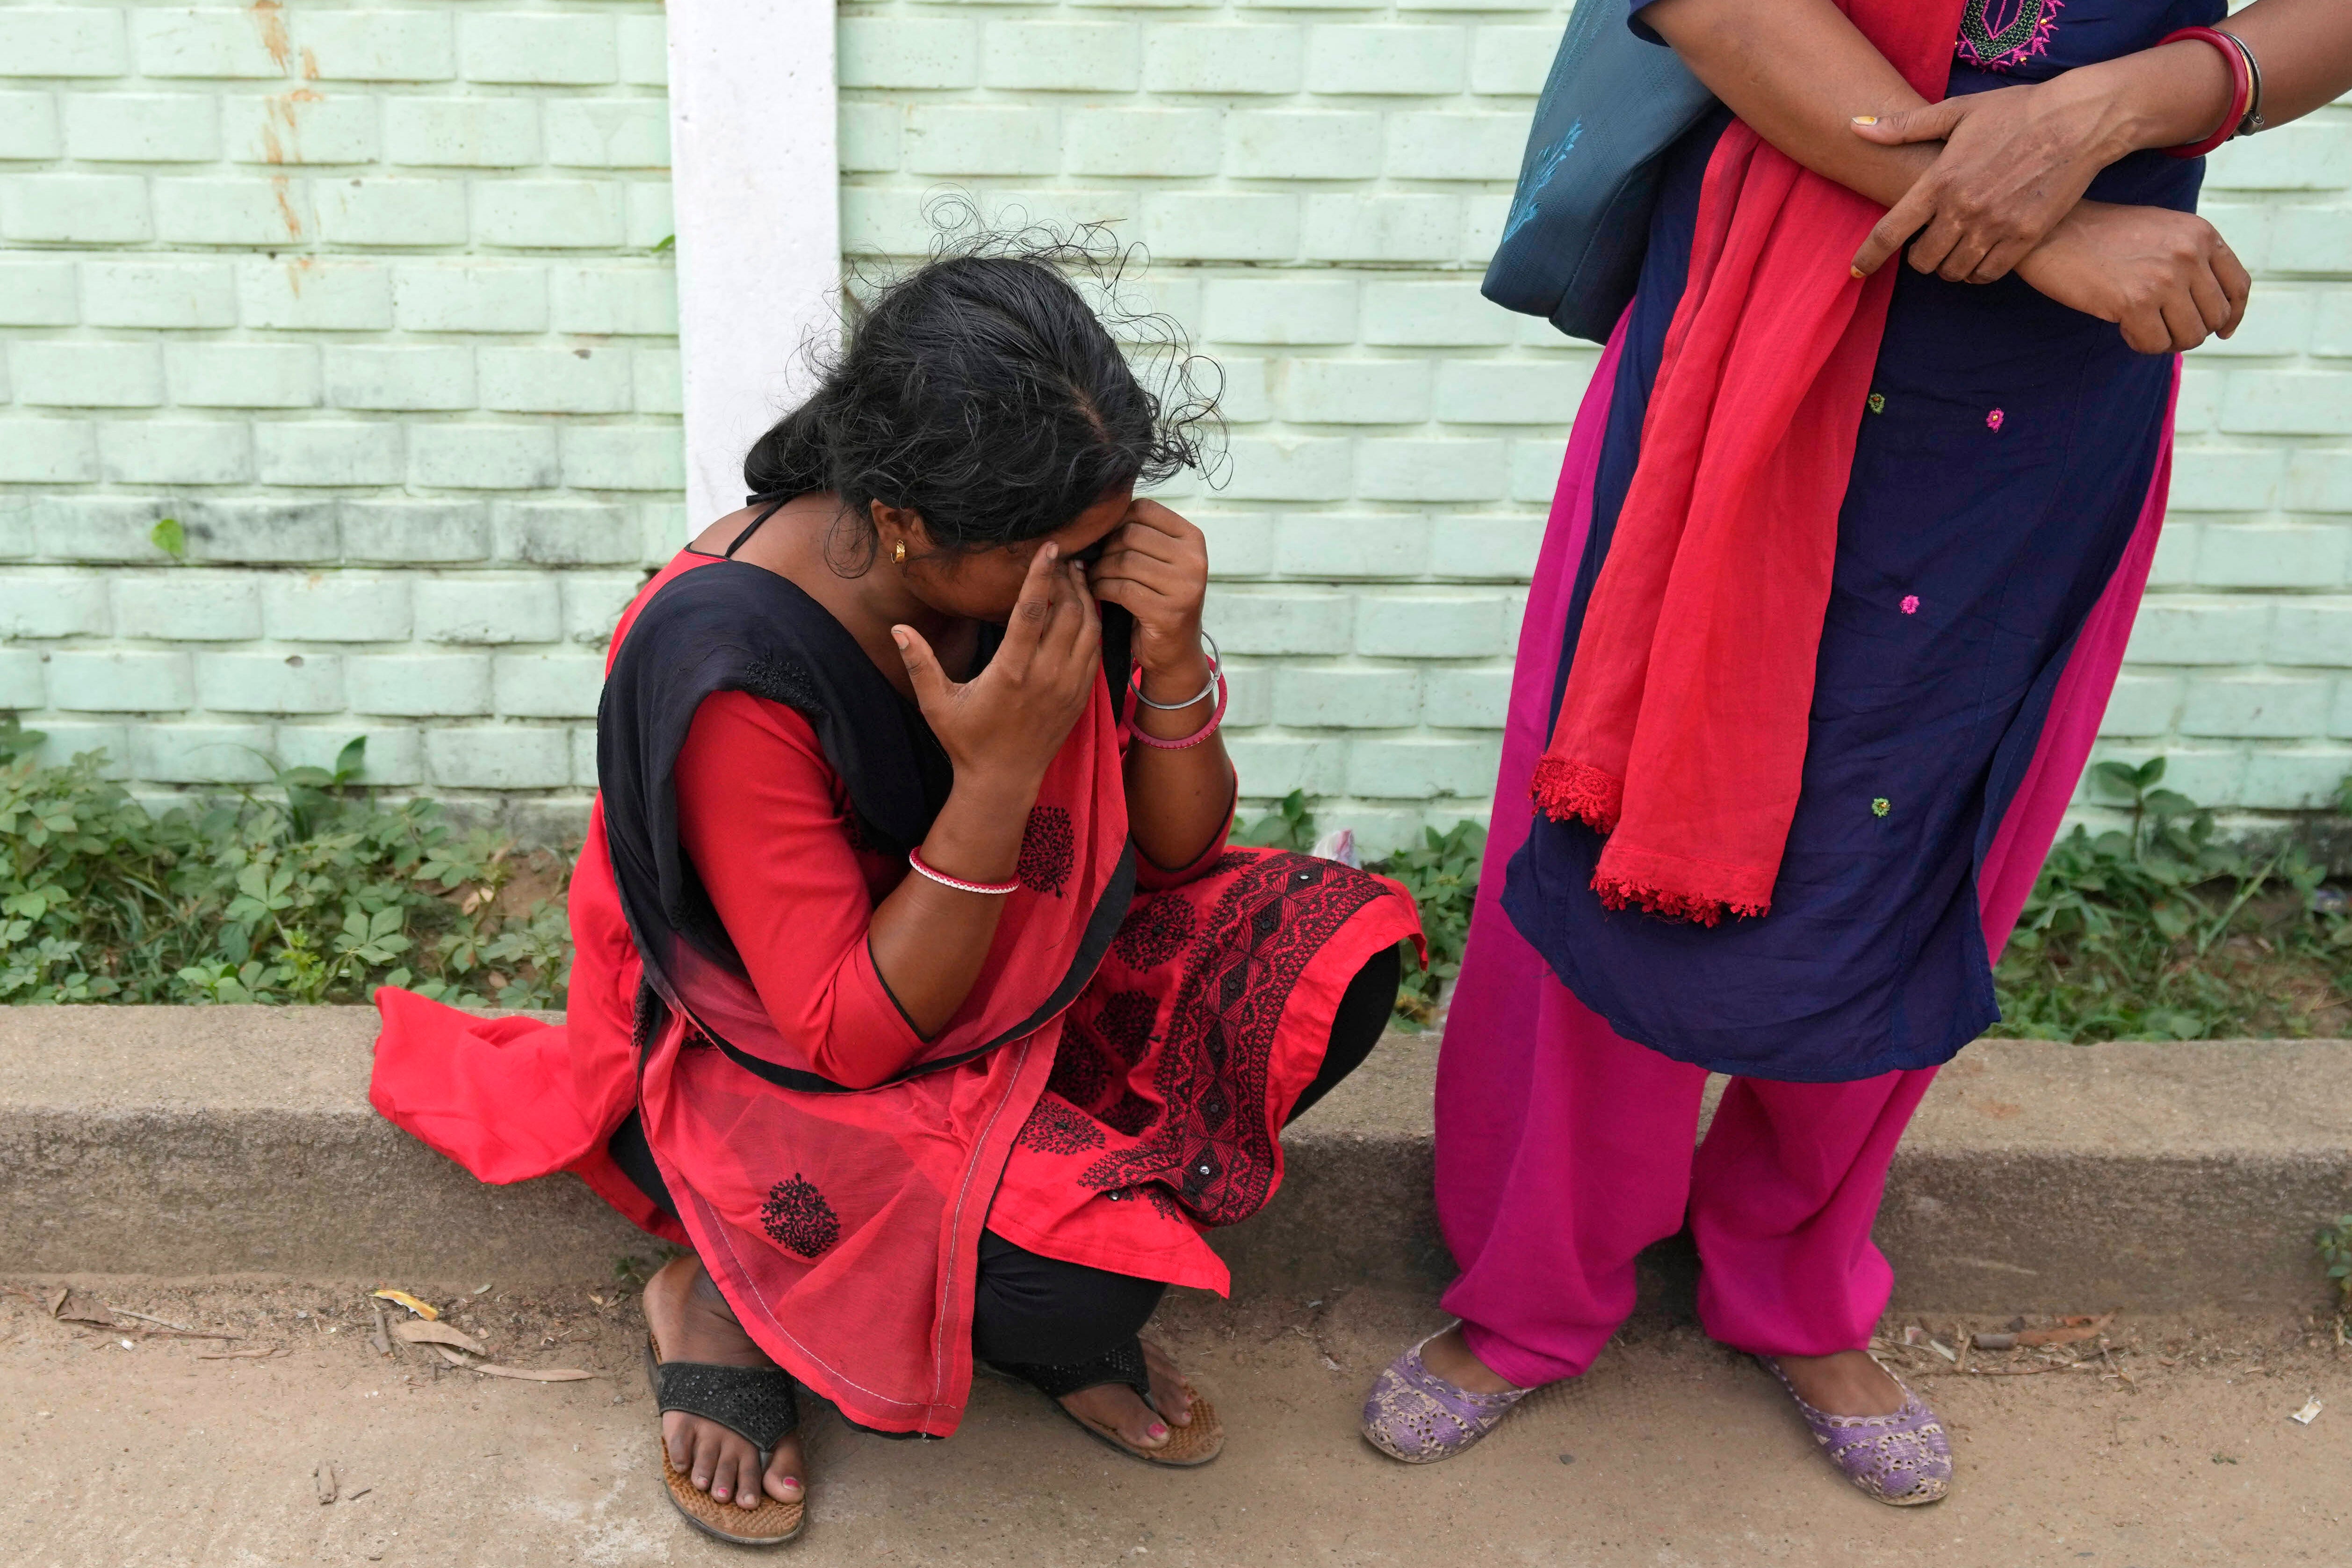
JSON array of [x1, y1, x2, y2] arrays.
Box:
[[611, 943, 1401, 1369]]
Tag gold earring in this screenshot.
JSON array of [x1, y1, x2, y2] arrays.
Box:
[[893, 540, 907, 564]]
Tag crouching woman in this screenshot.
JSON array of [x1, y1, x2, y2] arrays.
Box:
[[368, 244, 1421, 1546]]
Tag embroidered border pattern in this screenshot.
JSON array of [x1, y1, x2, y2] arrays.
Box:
[[1074, 852, 1384, 1226]]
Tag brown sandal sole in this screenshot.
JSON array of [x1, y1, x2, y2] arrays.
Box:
[[645, 1335, 806, 1546], [1060, 1387, 1225, 1467]]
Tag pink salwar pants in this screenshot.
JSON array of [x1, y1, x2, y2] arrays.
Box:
[[1434, 329, 2173, 1390]]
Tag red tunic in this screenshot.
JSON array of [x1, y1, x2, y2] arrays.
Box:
[[372, 548, 1422, 1434]]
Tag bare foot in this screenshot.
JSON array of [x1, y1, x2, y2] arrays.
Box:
[[642, 1256, 807, 1511], [1419, 1324, 1523, 1395], [1058, 1339, 1195, 1450], [1773, 1349, 1906, 1417]]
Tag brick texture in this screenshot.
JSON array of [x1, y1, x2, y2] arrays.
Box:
[[5, 2, 2346, 847], [0, 0, 673, 821]]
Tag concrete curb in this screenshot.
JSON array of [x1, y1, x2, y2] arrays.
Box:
[[4, 1008, 2347, 1315]]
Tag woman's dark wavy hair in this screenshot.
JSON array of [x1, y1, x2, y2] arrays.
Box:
[[744, 200, 1222, 571]]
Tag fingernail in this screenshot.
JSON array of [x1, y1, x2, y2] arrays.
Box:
[[1850, 266, 1865, 279], [1852, 115, 1878, 125], [891, 629, 907, 648]]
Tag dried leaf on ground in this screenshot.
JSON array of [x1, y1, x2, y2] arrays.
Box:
[[2292, 1396, 2324, 1425], [426, 1342, 591, 1381], [2018, 1312, 2115, 1347], [1972, 1331, 2020, 1350], [369, 1304, 392, 1358], [391, 1320, 486, 1355], [53, 1290, 120, 1328], [314, 1460, 338, 1504], [198, 1346, 283, 1361], [370, 1289, 440, 1321], [469, 1363, 595, 1383]]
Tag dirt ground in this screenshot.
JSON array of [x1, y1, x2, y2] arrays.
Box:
[[5, 1275, 2349, 1568]]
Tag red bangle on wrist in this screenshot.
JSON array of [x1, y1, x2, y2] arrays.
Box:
[[2158, 27, 2252, 160]]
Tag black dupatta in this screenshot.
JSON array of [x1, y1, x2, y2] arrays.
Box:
[[597, 549, 1136, 1093]]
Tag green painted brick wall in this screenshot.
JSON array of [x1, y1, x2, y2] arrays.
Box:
[[2, 0, 2350, 851]]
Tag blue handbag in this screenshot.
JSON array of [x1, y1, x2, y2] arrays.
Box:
[[1481, 0, 1717, 343]]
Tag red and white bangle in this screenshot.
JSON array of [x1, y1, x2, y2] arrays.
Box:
[[1128, 663, 1229, 751], [906, 847, 1020, 896]]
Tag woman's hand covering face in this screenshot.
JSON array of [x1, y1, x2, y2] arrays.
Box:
[[892, 540, 1102, 793], [1086, 499, 1211, 679]]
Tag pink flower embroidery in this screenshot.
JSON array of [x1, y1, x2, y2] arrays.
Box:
[[1900, 595, 1919, 615], [1986, 408, 2005, 431]]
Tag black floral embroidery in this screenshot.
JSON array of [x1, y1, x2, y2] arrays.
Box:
[[1093, 990, 1158, 1065], [1016, 1095, 1107, 1155], [758, 1173, 840, 1258], [1111, 892, 1195, 969], [1017, 806, 1075, 896], [1046, 1033, 1111, 1112], [1102, 1089, 1158, 1137]]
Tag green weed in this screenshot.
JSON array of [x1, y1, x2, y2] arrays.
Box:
[[1991, 757, 2342, 1041], [0, 719, 569, 1008]]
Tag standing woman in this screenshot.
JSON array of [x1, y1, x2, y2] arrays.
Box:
[[373, 237, 1420, 1546], [1364, 0, 2352, 1505]]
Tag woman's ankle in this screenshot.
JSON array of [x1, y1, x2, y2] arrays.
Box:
[[1770, 1349, 1905, 1417], [1421, 1324, 1523, 1395]]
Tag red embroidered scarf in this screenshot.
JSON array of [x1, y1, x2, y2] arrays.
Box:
[[1530, 0, 1969, 923]]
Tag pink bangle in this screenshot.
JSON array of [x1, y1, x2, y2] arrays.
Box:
[[1128, 666, 1228, 751], [906, 847, 1020, 896]]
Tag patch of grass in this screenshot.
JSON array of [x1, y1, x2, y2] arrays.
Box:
[[0, 719, 568, 1008], [1991, 757, 2351, 1041]]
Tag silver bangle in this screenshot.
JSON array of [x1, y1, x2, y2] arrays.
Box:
[[1133, 631, 1222, 711], [2217, 28, 2265, 137]]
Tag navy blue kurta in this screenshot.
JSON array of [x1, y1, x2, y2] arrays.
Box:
[[1503, 0, 2217, 1080]]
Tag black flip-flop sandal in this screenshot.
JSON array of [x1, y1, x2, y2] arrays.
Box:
[[988, 1337, 1224, 1467], [644, 1335, 807, 1545]]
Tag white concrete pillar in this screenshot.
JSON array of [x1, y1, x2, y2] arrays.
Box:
[[665, 0, 840, 531]]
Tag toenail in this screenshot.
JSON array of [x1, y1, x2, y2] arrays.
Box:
[[1148, 1422, 1168, 1439]]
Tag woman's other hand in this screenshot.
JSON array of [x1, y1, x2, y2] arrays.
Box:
[[894, 540, 1101, 793], [2013, 200, 2250, 354], [1087, 499, 1210, 681], [1847, 81, 2122, 284]]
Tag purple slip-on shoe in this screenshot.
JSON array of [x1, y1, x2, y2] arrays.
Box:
[[1361, 1329, 1532, 1464], [1761, 1356, 1952, 1505]]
